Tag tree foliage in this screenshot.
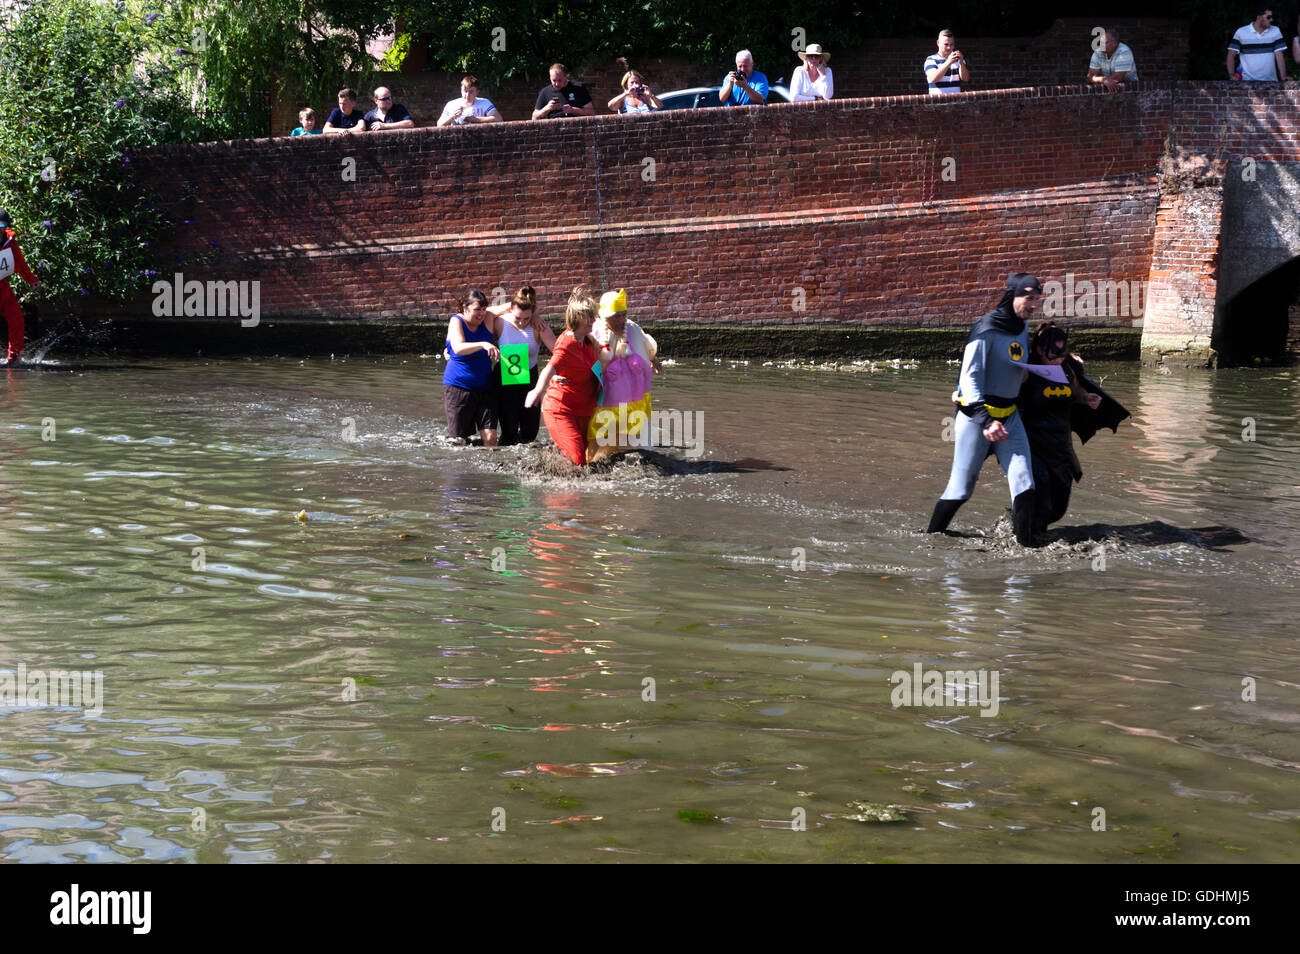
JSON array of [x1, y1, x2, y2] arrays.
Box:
[[172, 0, 396, 140], [0, 0, 204, 304]]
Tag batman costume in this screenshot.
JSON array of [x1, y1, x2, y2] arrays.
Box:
[[1018, 349, 1130, 532], [927, 273, 1039, 546]]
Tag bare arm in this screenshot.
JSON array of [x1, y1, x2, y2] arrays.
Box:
[[1228, 50, 1239, 79], [447, 317, 499, 360], [533, 317, 558, 351], [926, 54, 958, 83], [524, 358, 557, 407]]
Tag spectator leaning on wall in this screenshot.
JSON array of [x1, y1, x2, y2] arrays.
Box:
[[924, 30, 969, 94], [438, 76, 503, 125], [323, 88, 366, 134], [364, 87, 415, 130], [1228, 5, 1287, 81], [291, 107, 320, 135], [1087, 27, 1139, 90], [532, 64, 595, 119]]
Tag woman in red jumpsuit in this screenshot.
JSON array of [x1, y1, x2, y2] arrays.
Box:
[[0, 211, 39, 363]]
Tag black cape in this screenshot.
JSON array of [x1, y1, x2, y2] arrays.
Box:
[[1063, 355, 1130, 444]]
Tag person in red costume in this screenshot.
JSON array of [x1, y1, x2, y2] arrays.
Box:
[[0, 210, 39, 363]]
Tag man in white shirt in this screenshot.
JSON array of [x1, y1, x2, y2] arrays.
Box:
[[437, 76, 503, 126], [1227, 6, 1288, 81], [1087, 27, 1139, 90], [924, 30, 969, 94]]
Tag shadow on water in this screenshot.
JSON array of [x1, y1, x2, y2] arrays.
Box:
[[480, 445, 792, 480], [932, 518, 1249, 556], [1045, 521, 1250, 551]]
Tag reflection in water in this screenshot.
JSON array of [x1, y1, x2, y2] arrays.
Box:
[[0, 359, 1296, 863]]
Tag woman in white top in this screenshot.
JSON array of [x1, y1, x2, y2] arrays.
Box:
[[791, 43, 833, 102], [488, 286, 558, 446]]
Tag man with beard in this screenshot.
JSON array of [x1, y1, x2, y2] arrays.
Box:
[[927, 273, 1040, 546]]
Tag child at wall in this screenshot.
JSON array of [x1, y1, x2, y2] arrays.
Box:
[[291, 108, 320, 136]]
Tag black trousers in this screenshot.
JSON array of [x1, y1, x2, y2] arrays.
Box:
[[497, 368, 541, 446], [1031, 454, 1074, 530]]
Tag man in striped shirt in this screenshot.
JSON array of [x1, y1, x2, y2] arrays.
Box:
[[1087, 27, 1139, 90], [924, 30, 969, 95], [1227, 6, 1288, 81]]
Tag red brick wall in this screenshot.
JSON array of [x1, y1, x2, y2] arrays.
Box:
[[133, 84, 1169, 329], [1139, 85, 1300, 352]]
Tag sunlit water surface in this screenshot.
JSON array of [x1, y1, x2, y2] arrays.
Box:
[[0, 356, 1296, 863]]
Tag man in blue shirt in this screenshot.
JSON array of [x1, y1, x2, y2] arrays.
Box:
[[720, 50, 768, 106]]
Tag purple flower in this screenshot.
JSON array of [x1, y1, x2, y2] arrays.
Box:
[[79, 288, 89, 296], [43, 220, 51, 227], [123, 157, 131, 165], [116, 2, 125, 9], [114, 99, 126, 108], [145, 13, 160, 24]]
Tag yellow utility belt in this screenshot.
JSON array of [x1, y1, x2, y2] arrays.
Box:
[[959, 396, 1017, 419]]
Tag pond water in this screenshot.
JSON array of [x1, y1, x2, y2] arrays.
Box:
[[0, 355, 1296, 863]]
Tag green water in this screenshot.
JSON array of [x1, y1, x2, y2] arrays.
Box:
[[0, 357, 1296, 863]]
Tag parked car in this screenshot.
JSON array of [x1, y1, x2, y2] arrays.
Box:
[[657, 81, 792, 110]]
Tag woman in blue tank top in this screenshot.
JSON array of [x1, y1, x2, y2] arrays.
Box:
[[443, 289, 501, 444]]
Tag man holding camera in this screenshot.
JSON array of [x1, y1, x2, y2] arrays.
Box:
[[719, 49, 768, 106]]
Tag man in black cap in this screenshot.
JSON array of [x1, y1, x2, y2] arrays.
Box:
[[0, 210, 39, 364], [927, 273, 1040, 546]]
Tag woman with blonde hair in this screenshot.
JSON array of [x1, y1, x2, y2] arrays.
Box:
[[607, 63, 662, 113], [791, 43, 833, 102], [525, 289, 613, 466]]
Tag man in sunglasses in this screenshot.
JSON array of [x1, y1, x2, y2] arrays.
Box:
[[364, 87, 415, 130], [1228, 6, 1288, 81]]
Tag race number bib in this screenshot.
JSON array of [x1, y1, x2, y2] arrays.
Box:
[[499, 343, 530, 385], [0, 247, 13, 282]]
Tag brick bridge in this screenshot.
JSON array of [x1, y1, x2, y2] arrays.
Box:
[[126, 82, 1300, 366]]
